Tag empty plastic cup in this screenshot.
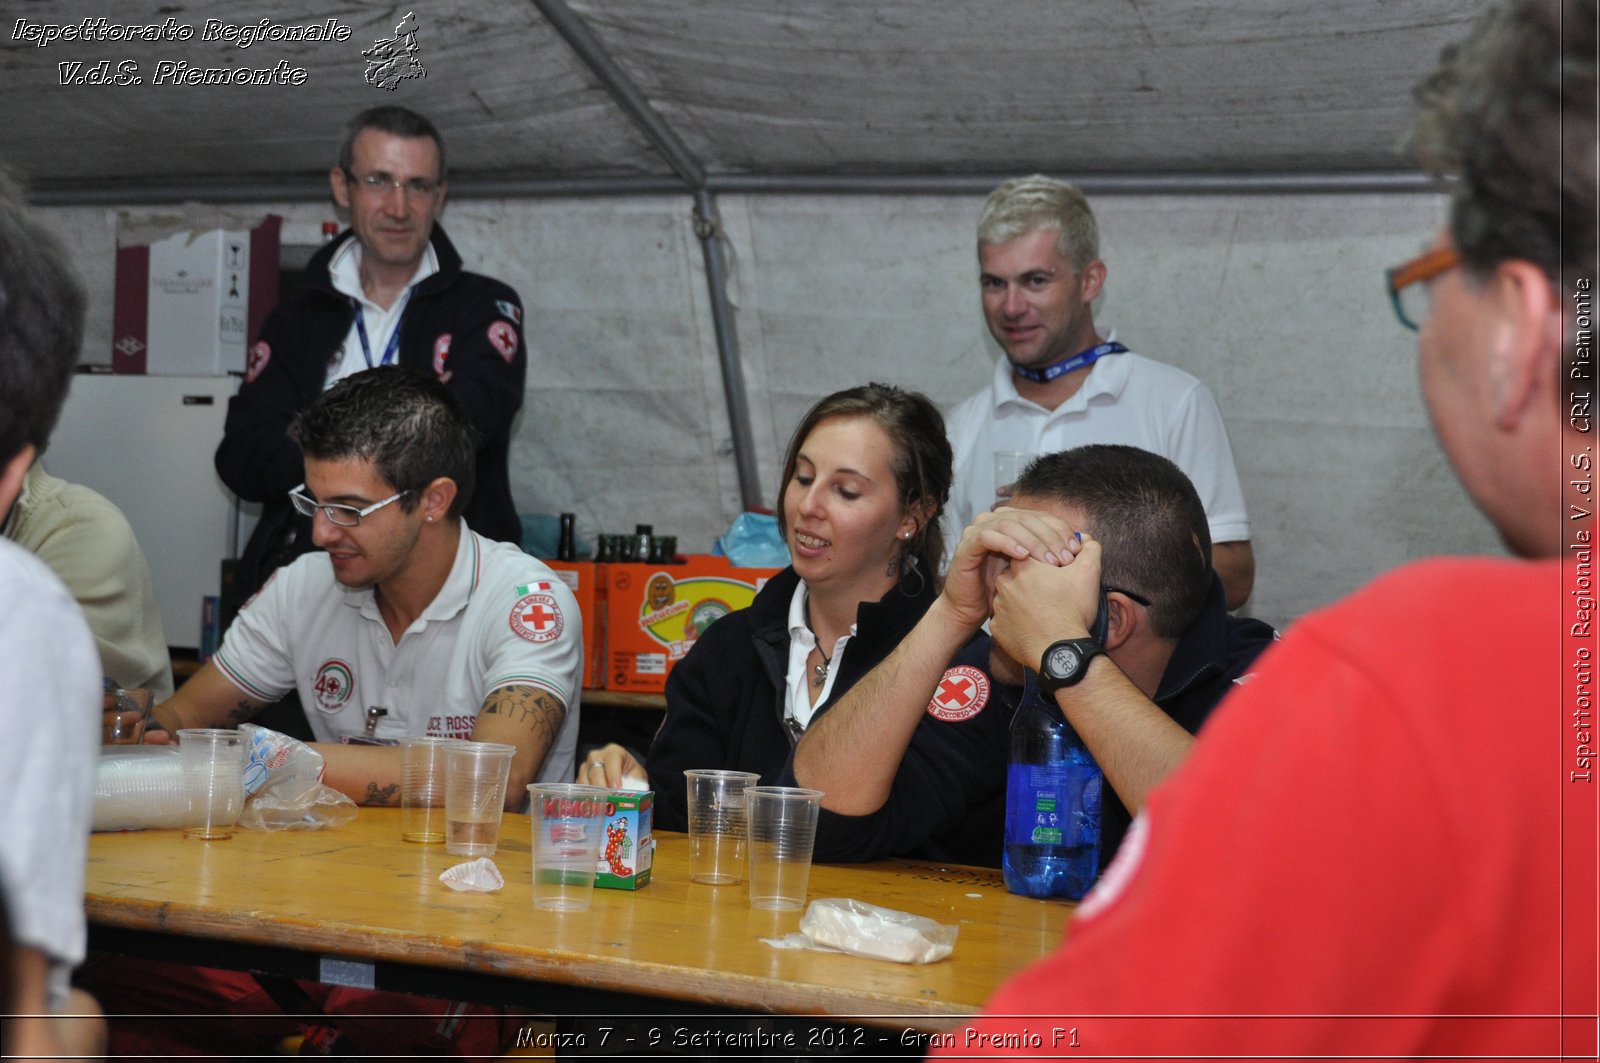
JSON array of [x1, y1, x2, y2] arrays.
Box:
[[443, 741, 517, 857], [102, 687, 154, 745], [177, 728, 246, 840], [400, 736, 453, 843], [745, 785, 824, 910], [528, 783, 609, 911], [685, 769, 759, 885]]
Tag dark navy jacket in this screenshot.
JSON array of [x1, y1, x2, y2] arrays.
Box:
[[648, 566, 1009, 867], [983, 572, 1279, 862], [215, 224, 526, 603]]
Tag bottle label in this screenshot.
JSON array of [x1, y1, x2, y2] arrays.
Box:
[[1003, 760, 1103, 849]]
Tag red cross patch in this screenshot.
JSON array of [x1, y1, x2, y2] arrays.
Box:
[[487, 320, 518, 362], [510, 591, 564, 643], [926, 665, 989, 722], [246, 340, 271, 383]]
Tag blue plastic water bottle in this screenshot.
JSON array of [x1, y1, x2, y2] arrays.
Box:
[[1002, 675, 1103, 900]]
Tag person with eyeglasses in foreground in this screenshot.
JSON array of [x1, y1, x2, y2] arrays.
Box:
[[931, 0, 1595, 1056], [215, 106, 527, 740], [792, 445, 1277, 867]]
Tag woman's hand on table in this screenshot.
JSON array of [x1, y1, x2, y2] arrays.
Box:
[[579, 743, 644, 790]]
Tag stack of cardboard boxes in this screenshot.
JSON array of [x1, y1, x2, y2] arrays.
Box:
[[546, 555, 780, 694]]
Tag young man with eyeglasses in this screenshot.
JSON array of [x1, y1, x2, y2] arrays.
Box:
[[215, 106, 527, 664], [153, 368, 581, 804], [936, 0, 1595, 1055], [789, 444, 1276, 866], [98, 370, 554, 1063]]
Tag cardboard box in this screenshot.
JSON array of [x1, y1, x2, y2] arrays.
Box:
[[603, 556, 780, 693], [545, 560, 603, 689], [113, 212, 280, 375], [594, 790, 654, 890]]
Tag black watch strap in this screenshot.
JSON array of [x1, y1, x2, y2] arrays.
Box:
[[1038, 637, 1105, 695]]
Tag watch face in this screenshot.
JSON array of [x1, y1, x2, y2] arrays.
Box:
[[1046, 644, 1081, 678]]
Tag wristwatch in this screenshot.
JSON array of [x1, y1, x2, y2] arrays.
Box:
[[1038, 637, 1105, 694]]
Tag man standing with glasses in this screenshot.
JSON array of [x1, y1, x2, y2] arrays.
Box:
[[156, 368, 580, 803], [938, 0, 1595, 1055], [216, 106, 526, 659]]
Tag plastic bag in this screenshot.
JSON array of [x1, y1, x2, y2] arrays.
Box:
[[714, 512, 791, 568], [765, 898, 958, 963], [236, 724, 357, 832]]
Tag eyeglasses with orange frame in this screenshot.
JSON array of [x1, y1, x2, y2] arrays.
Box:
[[1385, 246, 1461, 330]]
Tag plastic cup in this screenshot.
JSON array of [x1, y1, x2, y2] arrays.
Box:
[[993, 450, 1034, 505], [528, 783, 609, 911], [102, 687, 154, 745], [685, 769, 759, 885], [399, 736, 453, 844], [177, 728, 246, 840], [745, 785, 824, 910], [443, 742, 517, 857], [92, 747, 189, 831]]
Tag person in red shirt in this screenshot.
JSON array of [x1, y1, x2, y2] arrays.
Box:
[[935, 0, 1597, 1057]]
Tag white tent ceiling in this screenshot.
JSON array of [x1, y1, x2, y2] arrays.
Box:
[[5, 0, 1478, 200], [8, 1, 1503, 632]]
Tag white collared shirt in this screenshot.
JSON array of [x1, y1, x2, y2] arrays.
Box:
[[213, 525, 584, 783], [783, 579, 855, 734], [324, 240, 439, 386], [943, 327, 1251, 566]]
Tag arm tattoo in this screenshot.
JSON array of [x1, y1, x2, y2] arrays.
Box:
[[481, 685, 567, 751], [364, 782, 400, 806], [226, 699, 257, 724]]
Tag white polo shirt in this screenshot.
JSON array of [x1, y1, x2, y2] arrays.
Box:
[[944, 335, 1251, 565], [215, 525, 583, 782]]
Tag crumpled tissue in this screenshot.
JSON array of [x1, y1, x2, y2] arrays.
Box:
[[761, 898, 957, 964], [440, 858, 505, 892]]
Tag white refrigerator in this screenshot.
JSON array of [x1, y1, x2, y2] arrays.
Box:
[[42, 373, 259, 652]]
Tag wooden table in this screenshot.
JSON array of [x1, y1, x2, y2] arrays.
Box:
[[86, 809, 1073, 1033], [580, 688, 667, 712]]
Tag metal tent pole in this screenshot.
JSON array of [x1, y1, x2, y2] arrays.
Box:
[[27, 170, 1432, 206], [533, 0, 763, 511]]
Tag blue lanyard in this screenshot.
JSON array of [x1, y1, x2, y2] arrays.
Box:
[[351, 289, 413, 369], [1013, 340, 1127, 384]]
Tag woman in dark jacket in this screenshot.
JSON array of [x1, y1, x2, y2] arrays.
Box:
[[583, 384, 1005, 864]]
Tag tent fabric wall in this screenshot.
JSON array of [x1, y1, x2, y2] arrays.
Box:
[[39, 186, 1503, 634]]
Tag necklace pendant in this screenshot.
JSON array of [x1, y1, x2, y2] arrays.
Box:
[[811, 662, 827, 687]]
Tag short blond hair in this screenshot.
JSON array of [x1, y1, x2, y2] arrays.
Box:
[[977, 174, 1099, 270]]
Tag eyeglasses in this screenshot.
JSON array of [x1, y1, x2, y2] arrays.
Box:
[[1385, 245, 1460, 331], [1105, 585, 1153, 607], [343, 168, 441, 199], [288, 484, 411, 527]]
